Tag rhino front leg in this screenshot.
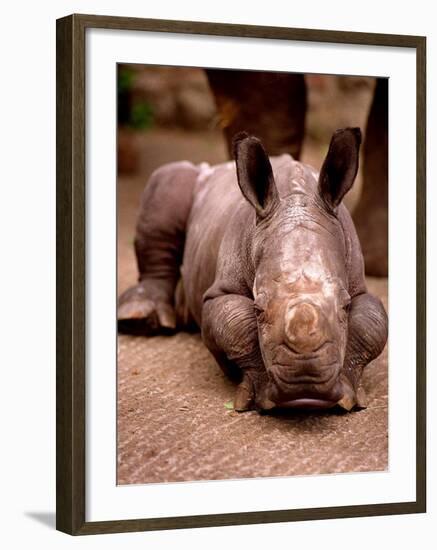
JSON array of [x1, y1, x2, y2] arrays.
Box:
[[202, 295, 271, 412], [340, 292, 388, 410]]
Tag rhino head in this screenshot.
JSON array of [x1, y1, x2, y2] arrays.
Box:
[[234, 128, 365, 409]]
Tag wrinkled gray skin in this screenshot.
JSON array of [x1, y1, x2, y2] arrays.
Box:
[[118, 128, 388, 413]]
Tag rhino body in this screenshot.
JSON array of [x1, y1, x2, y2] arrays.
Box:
[[118, 129, 388, 412]]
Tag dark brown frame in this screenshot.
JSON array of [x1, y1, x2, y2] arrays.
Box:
[[56, 13, 427, 536]]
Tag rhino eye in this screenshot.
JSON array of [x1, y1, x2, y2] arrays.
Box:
[[254, 292, 268, 311], [338, 290, 351, 318], [339, 289, 351, 309], [253, 297, 267, 320]]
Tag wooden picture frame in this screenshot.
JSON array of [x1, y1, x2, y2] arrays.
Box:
[[56, 13, 426, 535]]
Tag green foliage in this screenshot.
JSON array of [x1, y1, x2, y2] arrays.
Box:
[[224, 401, 234, 410], [130, 101, 154, 130], [118, 67, 134, 93], [118, 66, 154, 130]]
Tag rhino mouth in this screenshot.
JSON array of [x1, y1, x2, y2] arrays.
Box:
[[256, 341, 365, 412], [265, 373, 343, 408], [261, 341, 343, 405], [276, 398, 338, 410], [260, 367, 364, 412], [269, 354, 342, 392]]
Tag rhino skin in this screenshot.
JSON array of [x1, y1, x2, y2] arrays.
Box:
[[118, 128, 388, 413]]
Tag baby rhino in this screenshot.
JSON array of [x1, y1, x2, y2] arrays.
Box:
[[118, 128, 388, 413]]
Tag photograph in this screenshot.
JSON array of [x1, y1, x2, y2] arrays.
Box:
[[2, 0, 432, 545], [116, 64, 390, 485]]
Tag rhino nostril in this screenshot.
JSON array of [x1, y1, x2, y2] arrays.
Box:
[[284, 302, 324, 352]]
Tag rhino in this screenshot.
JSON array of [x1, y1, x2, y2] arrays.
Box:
[[118, 128, 388, 413]]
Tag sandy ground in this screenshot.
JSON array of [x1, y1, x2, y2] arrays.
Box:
[[117, 129, 388, 485]]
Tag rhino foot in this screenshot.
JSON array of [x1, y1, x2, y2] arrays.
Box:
[[234, 377, 254, 412], [234, 371, 275, 412], [118, 283, 176, 335], [336, 375, 368, 411]]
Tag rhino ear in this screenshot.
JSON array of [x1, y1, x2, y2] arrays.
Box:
[[233, 132, 280, 218], [318, 127, 361, 211]]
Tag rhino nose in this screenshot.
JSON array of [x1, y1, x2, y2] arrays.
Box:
[[284, 302, 325, 352]]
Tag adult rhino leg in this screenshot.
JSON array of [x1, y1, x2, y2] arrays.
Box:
[[118, 162, 198, 335], [202, 295, 271, 412], [339, 292, 388, 410], [205, 69, 307, 159], [353, 78, 388, 276]]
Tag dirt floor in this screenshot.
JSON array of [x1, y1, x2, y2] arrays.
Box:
[[117, 129, 388, 485]]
